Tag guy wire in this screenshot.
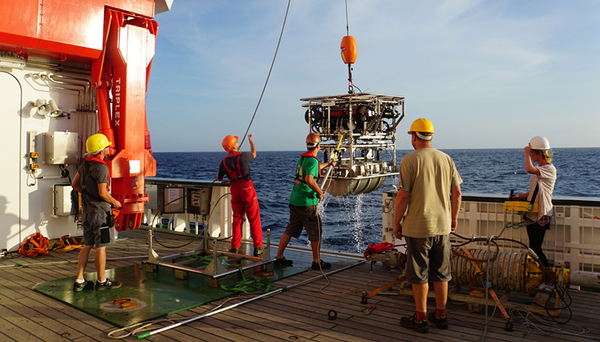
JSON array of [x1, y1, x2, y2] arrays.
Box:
[[345, 0, 350, 36], [239, 0, 291, 148]]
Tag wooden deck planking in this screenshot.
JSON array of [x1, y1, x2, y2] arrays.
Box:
[[1, 227, 599, 341]]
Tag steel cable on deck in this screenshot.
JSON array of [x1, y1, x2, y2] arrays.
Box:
[[107, 297, 240, 339], [448, 230, 582, 340], [134, 261, 365, 339], [509, 304, 590, 337]]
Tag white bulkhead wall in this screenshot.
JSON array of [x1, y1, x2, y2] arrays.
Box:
[[0, 59, 97, 251]]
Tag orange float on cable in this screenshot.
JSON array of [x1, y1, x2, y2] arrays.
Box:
[[340, 36, 357, 64]]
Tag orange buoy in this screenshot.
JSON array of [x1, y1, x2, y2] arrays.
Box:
[[340, 35, 357, 64]]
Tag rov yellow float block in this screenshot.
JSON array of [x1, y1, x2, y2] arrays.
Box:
[[504, 201, 538, 213]]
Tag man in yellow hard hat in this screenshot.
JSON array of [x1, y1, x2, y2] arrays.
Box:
[[394, 118, 462, 333], [71, 133, 123, 292], [217, 134, 264, 257], [275, 133, 335, 270]]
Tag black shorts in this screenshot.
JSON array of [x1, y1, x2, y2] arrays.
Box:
[[82, 212, 115, 247], [284, 204, 322, 241], [405, 235, 452, 284]]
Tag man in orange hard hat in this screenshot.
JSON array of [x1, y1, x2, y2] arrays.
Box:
[[394, 118, 462, 333], [217, 134, 264, 257], [275, 132, 335, 270]]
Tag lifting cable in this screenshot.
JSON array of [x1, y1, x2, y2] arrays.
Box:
[[315, 0, 359, 296], [238, 0, 292, 148]]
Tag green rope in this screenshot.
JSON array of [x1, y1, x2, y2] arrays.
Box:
[[220, 266, 276, 293]]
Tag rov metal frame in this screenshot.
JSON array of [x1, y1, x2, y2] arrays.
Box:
[[301, 93, 405, 196]]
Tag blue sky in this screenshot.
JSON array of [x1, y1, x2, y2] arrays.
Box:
[[146, 1, 600, 152]]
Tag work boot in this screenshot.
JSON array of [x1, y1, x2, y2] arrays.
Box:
[[400, 313, 428, 333], [95, 278, 122, 291], [73, 279, 94, 292], [311, 260, 331, 270], [253, 246, 265, 257], [274, 257, 293, 266], [428, 312, 448, 329]]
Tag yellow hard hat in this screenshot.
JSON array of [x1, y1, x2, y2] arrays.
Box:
[[222, 135, 238, 152], [86, 133, 112, 154], [407, 118, 435, 134]]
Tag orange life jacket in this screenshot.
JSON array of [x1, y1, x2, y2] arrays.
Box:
[[50, 234, 84, 253], [18, 232, 49, 257]]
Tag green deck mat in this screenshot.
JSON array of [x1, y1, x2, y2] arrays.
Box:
[[33, 262, 306, 327]]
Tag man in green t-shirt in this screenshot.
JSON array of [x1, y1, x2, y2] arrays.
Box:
[[275, 133, 334, 270]]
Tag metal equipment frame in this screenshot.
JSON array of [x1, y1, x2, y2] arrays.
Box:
[[145, 227, 274, 288], [301, 93, 405, 196]]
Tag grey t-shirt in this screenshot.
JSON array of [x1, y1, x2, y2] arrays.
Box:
[[79, 161, 111, 214]]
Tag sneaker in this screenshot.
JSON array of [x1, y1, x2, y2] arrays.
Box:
[[229, 248, 239, 254], [311, 260, 331, 270], [95, 278, 122, 291], [73, 279, 94, 292], [253, 246, 266, 257], [428, 312, 448, 329], [400, 314, 428, 333], [274, 257, 293, 266]]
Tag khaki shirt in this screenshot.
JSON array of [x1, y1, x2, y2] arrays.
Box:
[[398, 148, 463, 238]]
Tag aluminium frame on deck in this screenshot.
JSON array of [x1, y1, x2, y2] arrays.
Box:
[[144, 226, 274, 288]]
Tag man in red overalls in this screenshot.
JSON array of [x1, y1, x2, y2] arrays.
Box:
[[217, 134, 264, 257]]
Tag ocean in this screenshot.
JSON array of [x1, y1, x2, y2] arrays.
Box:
[[153, 148, 600, 254]]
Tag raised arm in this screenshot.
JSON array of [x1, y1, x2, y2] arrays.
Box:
[[249, 134, 256, 158], [524, 144, 540, 175]]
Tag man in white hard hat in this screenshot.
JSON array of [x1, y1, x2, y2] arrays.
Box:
[[510, 136, 556, 267], [394, 118, 463, 333]]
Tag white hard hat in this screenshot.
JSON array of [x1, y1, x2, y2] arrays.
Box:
[[529, 136, 550, 150]]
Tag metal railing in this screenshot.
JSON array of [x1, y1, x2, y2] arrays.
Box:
[[383, 191, 600, 287], [454, 195, 600, 274]]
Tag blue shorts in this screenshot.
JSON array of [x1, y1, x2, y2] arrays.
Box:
[[82, 212, 115, 248], [405, 235, 452, 284]]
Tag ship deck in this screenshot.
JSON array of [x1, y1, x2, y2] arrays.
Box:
[[1, 228, 599, 342]]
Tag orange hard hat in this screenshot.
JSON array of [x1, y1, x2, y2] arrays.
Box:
[[306, 133, 321, 144], [222, 135, 238, 152]]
